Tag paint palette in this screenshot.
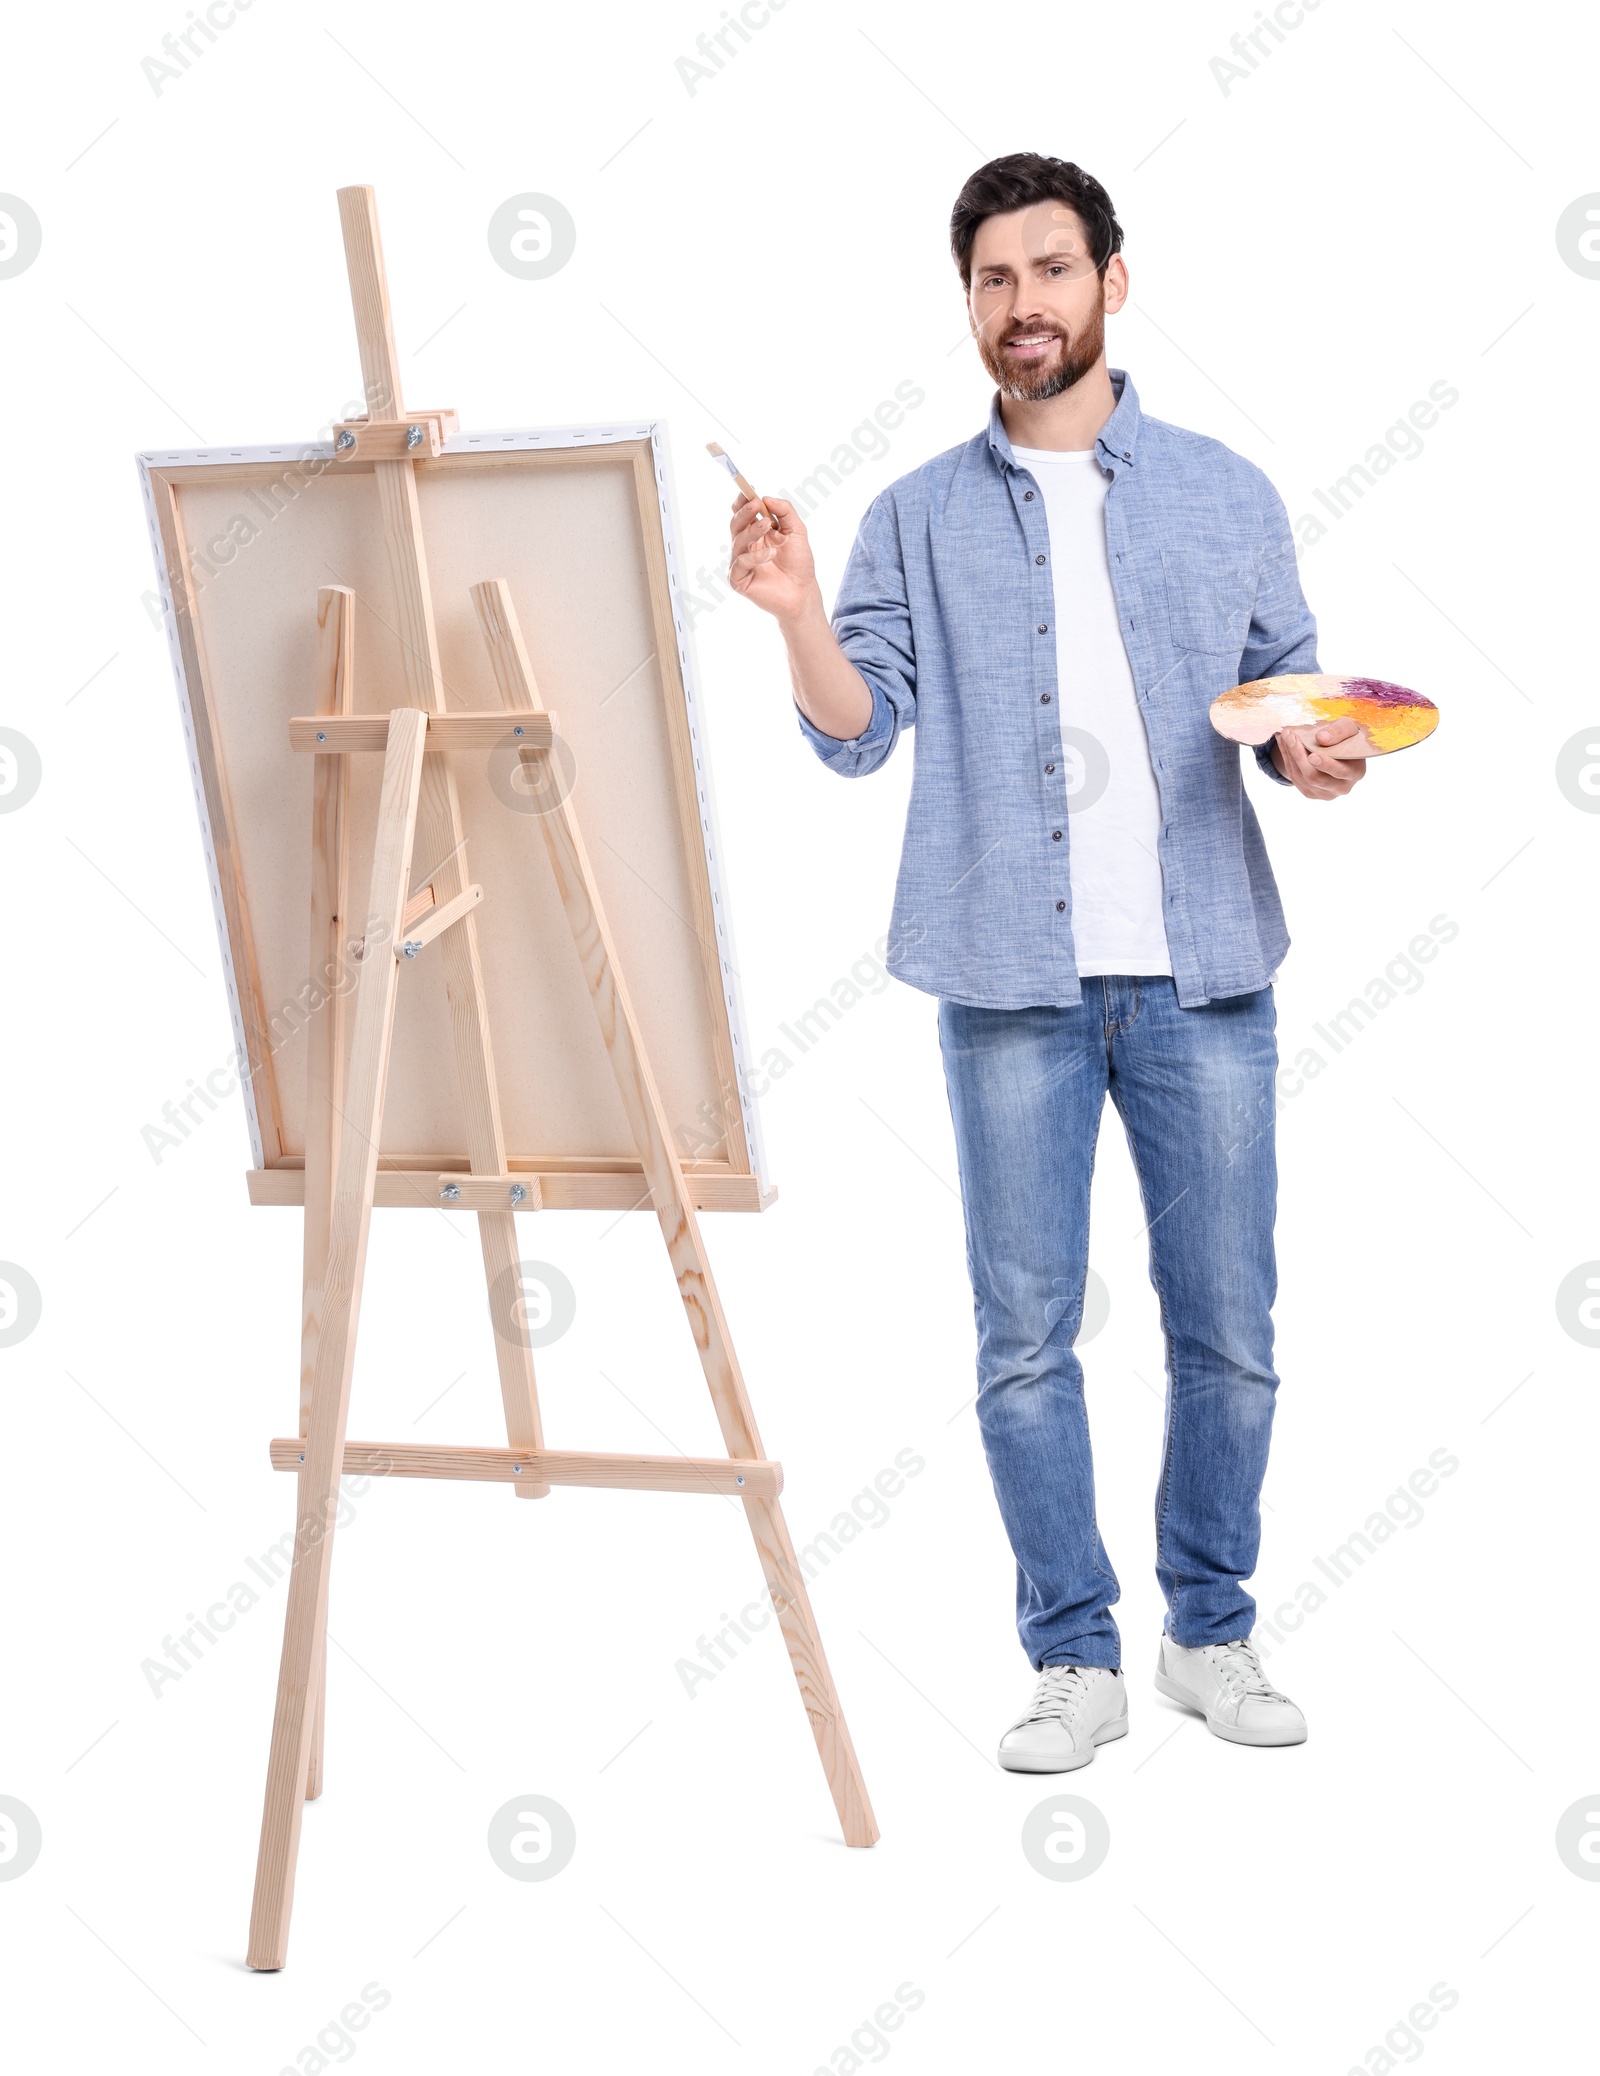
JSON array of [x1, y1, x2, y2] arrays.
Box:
[[1210, 675, 1439, 760]]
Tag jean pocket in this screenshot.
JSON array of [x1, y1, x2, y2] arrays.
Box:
[[1160, 546, 1258, 655]]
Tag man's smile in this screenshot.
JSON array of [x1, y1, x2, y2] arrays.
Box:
[[1003, 330, 1065, 359]]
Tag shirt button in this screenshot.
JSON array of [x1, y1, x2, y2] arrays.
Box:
[[1056, 900, 1066, 912], [1051, 829, 1062, 841], [1037, 623, 1048, 634], [1035, 554, 1046, 565], [1045, 763, 1055, 774], [1040, 693, 1051, 704], [1024, 491, 1035, 501]]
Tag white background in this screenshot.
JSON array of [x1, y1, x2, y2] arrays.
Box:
[[2, 0, 1596, 2068]]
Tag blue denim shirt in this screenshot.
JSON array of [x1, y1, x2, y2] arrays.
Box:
[[798, 369, 1314, 1009]]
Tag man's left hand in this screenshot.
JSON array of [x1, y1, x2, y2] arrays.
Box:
[[1270, 716, 1368, 799]]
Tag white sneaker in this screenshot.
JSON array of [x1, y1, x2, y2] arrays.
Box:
[[1155, 1636, 1307, 1746], [998, 1665, 1129, 1773]]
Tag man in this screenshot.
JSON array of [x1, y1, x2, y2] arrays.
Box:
[[728, 154, 1364, 1771]]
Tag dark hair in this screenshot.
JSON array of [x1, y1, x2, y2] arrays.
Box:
[[949, 154, 1124, 287]]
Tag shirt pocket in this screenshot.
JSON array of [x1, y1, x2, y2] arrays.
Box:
[[1160, 545, 1259, 655]]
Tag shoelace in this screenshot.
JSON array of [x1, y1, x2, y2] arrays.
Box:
[[1018, 1665, 1099, 1726], [1209, 1638, 1283, 1703]]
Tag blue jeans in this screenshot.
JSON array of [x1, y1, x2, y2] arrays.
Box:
[[938, 977, 1279, 1670]]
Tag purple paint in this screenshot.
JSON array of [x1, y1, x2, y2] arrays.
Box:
[[1340, 677, 1430, 708]]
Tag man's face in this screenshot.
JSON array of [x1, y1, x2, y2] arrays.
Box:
[[967, 203, 1127, 401]]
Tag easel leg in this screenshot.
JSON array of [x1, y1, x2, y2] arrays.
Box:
[[306, 1633, 327, 1801], [472, 581, 878, 1845], [248, 709, 428, 1970], [746, 1495, 878, 1845], [475, 1209, 550, 1492], [301, 585, 354, 1802]]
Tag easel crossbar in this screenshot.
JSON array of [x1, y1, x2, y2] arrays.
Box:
[[289, 712, 557, 754], [268, 1437, 782, 1497]]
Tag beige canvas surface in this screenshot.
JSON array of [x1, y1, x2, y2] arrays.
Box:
[[149, 438, 754, 1179]]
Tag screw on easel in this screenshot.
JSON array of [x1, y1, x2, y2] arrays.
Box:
[[512, 1464, 523, 1476], [298, 1453, 305, 1463], [405, 425, 424, 449], [335, 429, 356, 451], [736, 1475, 745, 1485], [316, 730, 327, 742], [513, 725, 524, 737], [509, 1183, 528, 1205], [440, 1182, 462, 1201], [402, 940, 422, 958]]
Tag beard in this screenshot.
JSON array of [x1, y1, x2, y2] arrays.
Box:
[[976, 283, 1106, 402]]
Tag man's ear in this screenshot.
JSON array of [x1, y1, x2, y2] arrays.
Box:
[[1103, 254, 1129, 316]]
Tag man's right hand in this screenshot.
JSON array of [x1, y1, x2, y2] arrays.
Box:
[[728, 494, 818, 625]]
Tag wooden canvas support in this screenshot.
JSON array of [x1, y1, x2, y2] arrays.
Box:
[[244, 187, 876, 1972], [245, 1164, 771, 1214]]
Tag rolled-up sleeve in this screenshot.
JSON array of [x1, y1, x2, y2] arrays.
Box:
[[796, 492, 917, 777], [1240, 475, 1319, 786]]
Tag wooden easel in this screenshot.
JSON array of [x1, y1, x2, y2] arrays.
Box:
[[246, 188, 876, 1972]]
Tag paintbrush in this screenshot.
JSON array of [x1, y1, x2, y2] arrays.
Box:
[[706, 442, 777, 531]]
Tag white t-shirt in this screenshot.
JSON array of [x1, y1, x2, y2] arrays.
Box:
[[1011, 444, 1172, 977]]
